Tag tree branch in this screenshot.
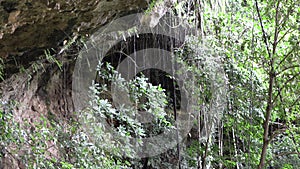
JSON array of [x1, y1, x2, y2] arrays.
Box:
[[257, 0, 281, 168], [275, 64, 300, 76], [274, 151, 300, 159], [269, 128, 286, 142], [278, 5, 293, 30], [288, 95, 300, 110], [272, 2, 280, 55], [276, 28, 294, 44], [273, 72, 300, 103], [277, 40, 299, 67], [254, 0, 272, 58]]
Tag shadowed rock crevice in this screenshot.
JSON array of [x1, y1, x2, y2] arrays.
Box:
[[0, 0, 148, 64]]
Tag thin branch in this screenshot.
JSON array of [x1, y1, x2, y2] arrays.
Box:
[[254, 0, 272, 58], [269, 121, 285, 126], [276, 28, 294, 44], [269, 128, 286, 142], [278, 5, 293, 29], [238, 28, 250, 40], [276, 64, 300, 76], [288, 95, 300, 109], [277, 47, 297, 66], [273, 72, 300, 104], [272, 1, 280, 55], [267, 151, 300, 168], [273, 151, 300, 159]]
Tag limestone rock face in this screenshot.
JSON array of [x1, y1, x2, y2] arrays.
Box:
[[0, 1, 148, 168], [0, 0, 148, 75], [0, 0, 150, 138]]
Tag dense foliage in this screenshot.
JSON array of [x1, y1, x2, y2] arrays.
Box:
[[0, 0, 299, 168]]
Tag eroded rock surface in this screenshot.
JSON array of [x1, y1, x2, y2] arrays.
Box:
[[0, 0, 149, 168], [0, 0, 148, 78]]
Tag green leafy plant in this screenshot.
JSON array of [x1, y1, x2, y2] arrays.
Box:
[[44, 49, 62, 71]]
